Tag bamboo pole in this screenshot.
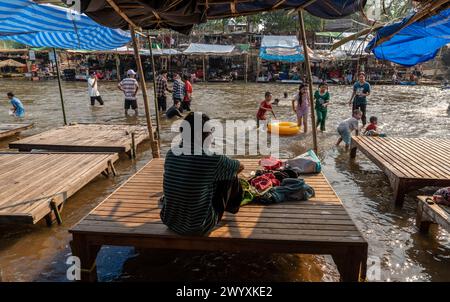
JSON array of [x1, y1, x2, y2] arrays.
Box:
[[245, 53, 249, 83], [298, 10, 318, 154], [53, 48, 67, 125], [147, 34, 160, 140], [202, 55, 206, 82], [130, 26, 160, 158], [115, 54, 121, 81]]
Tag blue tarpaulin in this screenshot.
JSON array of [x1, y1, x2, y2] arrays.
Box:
[[259, 36, 304, 62], [366, 8, 450, 67], [0, 0, 130, 50]]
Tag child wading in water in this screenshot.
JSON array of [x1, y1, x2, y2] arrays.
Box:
[[256, 91, 276, 128], [364, 116, 386, 137], [314, 83, 330, 132], [336, 109, 362, 149], [292, 84, 309, 133]]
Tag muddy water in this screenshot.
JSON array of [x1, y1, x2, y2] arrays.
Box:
[[0, 79, 449, 282]]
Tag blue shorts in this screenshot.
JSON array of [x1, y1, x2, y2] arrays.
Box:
[[337, 127, 351, 145]]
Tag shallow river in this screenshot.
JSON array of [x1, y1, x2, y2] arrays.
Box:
[[0, 79, 449, 282]]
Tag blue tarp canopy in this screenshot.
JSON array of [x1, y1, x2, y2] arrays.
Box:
[[259, 36, 304, 62], [79, 0, 367, 35], [366, 8, 450, 67], [0, 0, 130, 50]]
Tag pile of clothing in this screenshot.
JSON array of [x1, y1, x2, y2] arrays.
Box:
[[240, 152, 321, 206]]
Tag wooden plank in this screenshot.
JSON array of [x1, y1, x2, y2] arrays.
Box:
[[416, 195, 450, 234], [70, 158, 368, 282], [0, 152, 118, 224], [0, 123, 33, 139], [9, 124, 148, 154]]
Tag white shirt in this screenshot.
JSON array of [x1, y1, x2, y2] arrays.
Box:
[[338, 117, 359, 132], [88, 77, 100, 97]]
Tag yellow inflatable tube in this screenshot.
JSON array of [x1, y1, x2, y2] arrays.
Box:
[[267, 122, 300, 135]]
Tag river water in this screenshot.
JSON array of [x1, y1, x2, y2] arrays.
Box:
[[0, 79, 449, 282]]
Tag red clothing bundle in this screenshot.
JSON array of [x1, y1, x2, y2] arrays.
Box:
[[250, 173, 280, 193]]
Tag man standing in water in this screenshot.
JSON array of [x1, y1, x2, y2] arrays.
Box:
[[118, 69, 139, 116], [88, 72, 104, 106], [156, 70, 172, 114], [348, 71, 370, 126]]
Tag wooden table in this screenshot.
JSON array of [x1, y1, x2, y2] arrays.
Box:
[[0, 152, 118, 225], [350, 136, 450, 207], [416, 195, 450, 234], [9, 123, 148, 155], [70, 158, 368, 282], [0, 123, 33, 139]]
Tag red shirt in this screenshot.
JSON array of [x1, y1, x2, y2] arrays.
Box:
[[184, 80, 192, 102], [256, 101, 272, 120], [365, 123, 377, 132]]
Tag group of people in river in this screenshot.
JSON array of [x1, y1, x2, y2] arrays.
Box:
[[256, 71, 383, 148]]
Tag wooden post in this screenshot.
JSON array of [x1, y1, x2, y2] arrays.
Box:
[[53, 48, 67, 125], [146, 35, 160, 140], [298, 10, 318, 154], [115, 53, 121, 81], [256, 56, 260, 82], [130, 26, 160, 158], [202, 55, 206, 82], [245, 53, 249, 83]]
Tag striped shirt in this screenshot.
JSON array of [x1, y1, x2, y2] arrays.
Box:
[[156, 75, 168, 97], [119, 77, 139, 100], [172, 79, 185, 100], [160, 149, 240, 235]]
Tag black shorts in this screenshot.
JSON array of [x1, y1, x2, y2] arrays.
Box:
[[124, 99, 138, 110]]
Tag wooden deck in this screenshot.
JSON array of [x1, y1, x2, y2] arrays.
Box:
[[350, 136, 450, 207], [0, 152, 118, 225], [0, 123, 33, 139], [416, 196, 450, 235], [9, 123, 148, 154], [70, 158, 368, 282]]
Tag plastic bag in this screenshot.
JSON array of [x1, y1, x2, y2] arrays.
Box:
[[259, 156, 283, 170], [285, 149, 321, 174]]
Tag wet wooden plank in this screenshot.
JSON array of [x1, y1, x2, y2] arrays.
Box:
[[351, 136, 450, 206], [0, 152, 119, 224], [416, 195, 450, 234], [9, 123, 148, 153], [0, 123, 33, 139]]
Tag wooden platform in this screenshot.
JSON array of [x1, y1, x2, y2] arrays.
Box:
[[350, 136, 450, 206], [9, 124, 148, 154], [0, 123, 33, 139], [416, 196, 450, 235], [70, 158, 368, 282], [0, 152, 118, 225]]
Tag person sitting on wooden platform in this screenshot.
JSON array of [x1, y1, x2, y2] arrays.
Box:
[[160, 112, 245, 236]]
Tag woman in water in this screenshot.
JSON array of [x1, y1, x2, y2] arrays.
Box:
[[292, 84, 309, 133]]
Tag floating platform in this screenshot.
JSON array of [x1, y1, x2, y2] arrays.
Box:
[[9, 123, 148, 154], [350, 136, 450, 206], [70, 158, 368, 282], [0, 123, 33, 140], [416, 196, 450, 235], [0, 152, 118, 225]]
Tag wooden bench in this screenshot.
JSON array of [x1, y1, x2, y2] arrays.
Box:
[[0, 123, 33, 140], [416, 196, 450, 234], [0, 152, 118, 225], [9, 123, 148, 156], [70, 158, 368, 282], [350, 136, 450, 207]]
